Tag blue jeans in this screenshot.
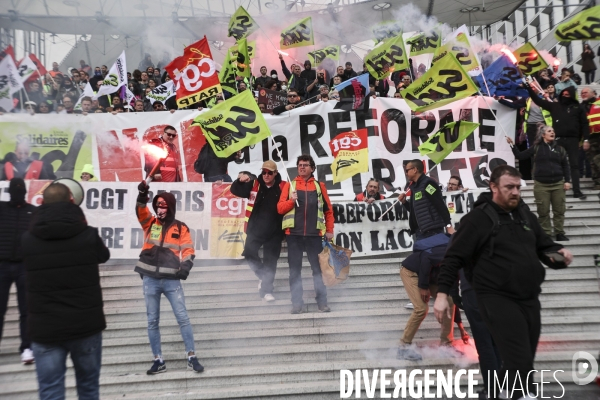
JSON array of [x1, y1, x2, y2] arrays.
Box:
[[32, 332, 102, 400], [143, 276, 195, 357], [286, 235, 327, 307], [0, 261, 30, 352]]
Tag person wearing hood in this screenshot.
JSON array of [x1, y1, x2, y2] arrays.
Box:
[[507, 125, 571, 241], [135, 182, 204, 375], [354, 178, 384, 203], [21, 182, 110, 399], [0, 178, 36, 365], [230, 161, 286, 301], [434, 165, 572, 399], [138, 53, 154, 72], [526, 83, 590, 199], [343, 61, 358, 80]]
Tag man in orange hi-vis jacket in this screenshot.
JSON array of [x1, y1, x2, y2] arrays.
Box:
[[277, 154, 334, 315], [135, 181, 204, 375]]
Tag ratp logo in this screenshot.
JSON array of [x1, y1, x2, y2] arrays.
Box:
[[572, 351, 598, 385]]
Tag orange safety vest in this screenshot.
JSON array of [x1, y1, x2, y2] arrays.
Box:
[[587, 100, 600, 134], [4, 160, 43, 180]]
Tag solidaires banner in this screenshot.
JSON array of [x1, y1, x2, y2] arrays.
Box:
[[280, 17, 314, 49], [407, 29, 441, 56], [228, 6, 259, 41], [0, 96, 515, 200], [0, 180, 486, 259], [364, 35, 409, 80]]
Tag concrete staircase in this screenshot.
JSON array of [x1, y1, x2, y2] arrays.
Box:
[[1, 180, 599, 399]]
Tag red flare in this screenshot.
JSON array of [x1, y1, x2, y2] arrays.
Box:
[[501, 48, 518, 65]]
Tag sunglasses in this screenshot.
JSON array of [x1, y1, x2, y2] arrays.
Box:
[[287, 94, 298, 98], [156, 201, 168, 207], [262, 169, 274, 176], [165, 132, 177, 138]]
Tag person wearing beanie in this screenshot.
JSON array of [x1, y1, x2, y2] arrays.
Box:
[[0, 178, 36, 365], [79, 164, 96, 181]]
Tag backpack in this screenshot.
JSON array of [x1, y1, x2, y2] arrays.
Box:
[[193, 143, 210, 175]]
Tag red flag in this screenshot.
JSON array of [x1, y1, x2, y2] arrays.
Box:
[[165, 36, 222, 108], [0, 45, 15, 63], [28, 54, 47, 76]]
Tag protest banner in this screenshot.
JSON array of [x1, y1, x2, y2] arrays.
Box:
[[0, 180, 486, 259], [407, 29, 442, 57], [364, 35, 409, 80], [514, 42, 549, 76], [258, 88, 287, 111], [372, 20, 403, 44], [94, 51, 127, 99], [0, 96, 516, 199]]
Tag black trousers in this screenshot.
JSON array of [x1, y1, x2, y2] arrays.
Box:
[[478, 294, 541, 399], [462, 290, 502, 390], [242, 233, 282, 296], [555, 136, 582, 194], [0, 261, 30, 352]]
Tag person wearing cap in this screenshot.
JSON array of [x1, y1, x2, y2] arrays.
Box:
[[79, 164, 96, 181], [230, 161, 286, 301]]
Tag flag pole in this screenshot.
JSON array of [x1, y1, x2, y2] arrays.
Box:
[[377, 163, 441, 221], [268, 134, 299, 207]]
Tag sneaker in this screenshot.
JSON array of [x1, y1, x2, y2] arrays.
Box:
[[187, 356, 204, 373], [573, 192, 587, 200], [147, 359, 166, 375], [318, 304, 331, 313], [556, 233, 569, 241], [291, 305, 304, 314], [263, 293, 275, 302], [396, 346, 422, 361], [21, 348, 34, 365], [404, 302, 414, 309]]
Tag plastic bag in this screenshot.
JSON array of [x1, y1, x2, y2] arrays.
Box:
[[318, 241, 352, 287]]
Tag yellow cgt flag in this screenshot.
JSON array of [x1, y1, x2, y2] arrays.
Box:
[[280, 17, 314, 49], [514, 42, 549, 75], [419, 121, 480, 164], [228, 6, 259, 40], [192, 90, 271, 157], [401, 53, 479, 112], [555, 5, 600, 41], [329, 129, 369, 184]]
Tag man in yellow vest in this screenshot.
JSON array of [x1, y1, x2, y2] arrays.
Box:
[[277, 155, 334, 314], [581, 87, 600, 190]]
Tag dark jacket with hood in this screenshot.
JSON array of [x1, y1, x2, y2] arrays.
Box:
[[527, 85, 590, 140], [437, 192, 563, 300], [22, 202, 110, 343], [0, 178, 36, 261], [231, 172, 285, 240], [405, 174, 451, 235], [135, 192, 195, 280], [512, 140, 571, 184]]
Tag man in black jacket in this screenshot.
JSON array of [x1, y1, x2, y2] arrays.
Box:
[[526, 84, 590, 199], [0, 178, 36, 365], [279, 53, 306, 97], [22, 183, 110, 400], [396, 160, 456, 360], [434, 165, 572, 399], [231, 160, 285, 301], [273, 88, 303, 115]]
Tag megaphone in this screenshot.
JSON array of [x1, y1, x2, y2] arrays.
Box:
[[52, 178, 85, 206]]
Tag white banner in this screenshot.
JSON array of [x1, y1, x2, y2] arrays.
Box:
[[0, 96, 515, 202], [335, 189, 487, 256], [0, 179, 486, 259]]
